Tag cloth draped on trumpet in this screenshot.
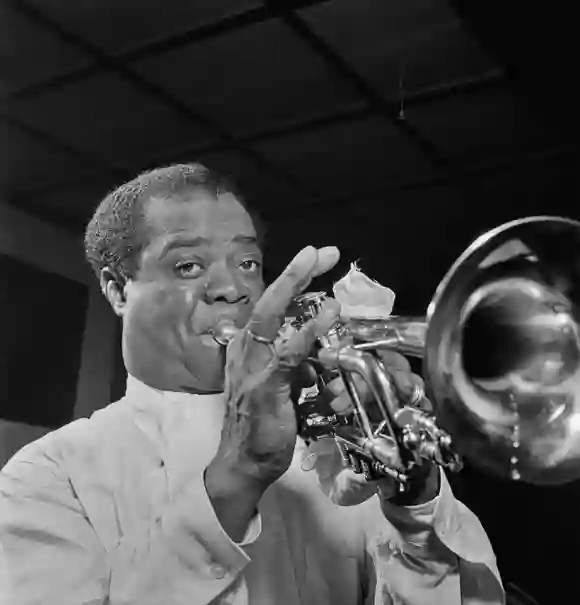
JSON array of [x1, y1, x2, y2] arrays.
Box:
[[0, 375, 504, 605]]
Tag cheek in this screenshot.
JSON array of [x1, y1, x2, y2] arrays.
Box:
[[125, 286, 202, 349], [124, 286, 227, 389], [245, 276, 265, 308]]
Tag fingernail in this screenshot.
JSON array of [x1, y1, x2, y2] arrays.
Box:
[[316, 300, 341, 333], [293, 246, 316, 264], [318, 246, 340, 261]]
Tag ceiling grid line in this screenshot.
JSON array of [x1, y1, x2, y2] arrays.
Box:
[[7, 0, 325, 209], [3, 0, 576, 251], [268, 2, 498, 207], [10, 71, 508, 206], [4, 0, 333, 104]]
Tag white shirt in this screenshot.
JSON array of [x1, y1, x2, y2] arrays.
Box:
[[0, 375, 504, 605]]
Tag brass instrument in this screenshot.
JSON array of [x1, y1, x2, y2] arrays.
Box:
[[291, 216, 580, 487]]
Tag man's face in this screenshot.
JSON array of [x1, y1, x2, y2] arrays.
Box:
[[119, 189, 265, 393]]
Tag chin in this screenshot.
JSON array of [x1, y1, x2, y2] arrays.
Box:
[[124, 336, 227, 394], [181, 338, 227, 392]]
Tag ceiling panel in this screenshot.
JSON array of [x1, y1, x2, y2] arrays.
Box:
[[195, 149, 299, 213], [301, 0, 496, 99], [252, 115, 440, 201], [0, 3, 90, 95], [25, 0, 261, 54], [9, 73, 216, 166], [131, 19, 363, 136], [407, 88, 572, 166], [0, 121, 93, 198]]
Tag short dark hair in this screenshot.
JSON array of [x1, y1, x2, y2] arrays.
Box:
[[84, 162, 264, 281]]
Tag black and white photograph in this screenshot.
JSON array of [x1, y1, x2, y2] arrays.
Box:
[[1, 2, 579, 604]]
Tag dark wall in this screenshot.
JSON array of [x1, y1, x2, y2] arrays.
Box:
[[0, 252, 88, 428], [450, 0, 580, 139], [450, 465, 580, 605]]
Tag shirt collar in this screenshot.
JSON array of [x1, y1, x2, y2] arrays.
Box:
[[123, 373, 227, 469], [123, 372, 226, 438], [125, 373, 225, 408]]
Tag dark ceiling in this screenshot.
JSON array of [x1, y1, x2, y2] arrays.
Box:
[[2, 0, 579, 313]]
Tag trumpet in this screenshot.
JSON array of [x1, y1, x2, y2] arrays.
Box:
[[290, 216, 580, 488]]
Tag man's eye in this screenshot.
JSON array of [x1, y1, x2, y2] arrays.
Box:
[[175, 262, 204, 278], [239, 260, 261, 273]]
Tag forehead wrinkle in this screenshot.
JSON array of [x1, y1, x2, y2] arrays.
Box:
[[139, 192, 259, 269]]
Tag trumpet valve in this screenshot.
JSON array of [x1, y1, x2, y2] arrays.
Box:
[[361, 434, 403, 470]]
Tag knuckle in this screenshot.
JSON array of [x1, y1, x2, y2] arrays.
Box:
[[281, 265, 310, 290], [392, 369, 413, 391]]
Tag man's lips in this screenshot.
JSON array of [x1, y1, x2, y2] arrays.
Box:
[[206, 312, 248, 333], [194, 316, 243, 347]]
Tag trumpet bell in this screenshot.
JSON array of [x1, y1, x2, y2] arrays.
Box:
[[427, 216, 580, 485]]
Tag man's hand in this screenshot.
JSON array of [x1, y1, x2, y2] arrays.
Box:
[[205, 246, 341, 540], [316, 350, 440, 507]]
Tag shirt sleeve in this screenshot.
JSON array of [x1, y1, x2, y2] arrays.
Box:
[[237, 513, 262, 547], [306, 439, 505, 605], [0, 439, 256, 605], [363, 469, 505, 605], [0, 445, 110, 605]]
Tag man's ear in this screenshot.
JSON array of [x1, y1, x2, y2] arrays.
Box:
[[100, 267, 128, 316]]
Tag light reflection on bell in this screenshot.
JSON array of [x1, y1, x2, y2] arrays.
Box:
[[295, 216, 580, 486]]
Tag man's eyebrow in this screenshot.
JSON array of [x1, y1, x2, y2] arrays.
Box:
[[159, 236, 210, 258], [158, 234, 259, 258], [233, 235, 259, 246]]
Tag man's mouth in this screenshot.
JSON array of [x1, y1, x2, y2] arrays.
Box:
[[210, 317, 241, 346], [194, 316, 241, 347]]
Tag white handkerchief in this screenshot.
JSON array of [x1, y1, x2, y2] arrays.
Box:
[[332, 262, 395, 320]]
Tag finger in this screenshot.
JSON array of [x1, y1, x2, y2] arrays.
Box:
[[325, 376, 347, 398], [376, 350, 412, 373], [324, 374, 369, 414], [328, 370, 425, 414], [392, 371, 425, 401], [249, 246, 340, 339], [415, 395, 433, 414], [376, 350, 426, 402], [275, 298, 340, 373], [311, 246, 341, 279]]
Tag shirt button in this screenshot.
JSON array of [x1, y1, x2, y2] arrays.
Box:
[[210, 564, 226, 579]]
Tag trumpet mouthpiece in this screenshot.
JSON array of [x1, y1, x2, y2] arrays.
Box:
[[211, 321, 238, 346]]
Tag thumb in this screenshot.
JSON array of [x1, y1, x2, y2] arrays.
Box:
[[276, 298, 341, 374], [326, 468, 379, 506]]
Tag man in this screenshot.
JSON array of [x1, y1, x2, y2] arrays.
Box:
[[0, 163, 504, 604]]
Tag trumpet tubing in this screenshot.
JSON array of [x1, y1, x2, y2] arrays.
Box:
[[295, 216, 580, 486]]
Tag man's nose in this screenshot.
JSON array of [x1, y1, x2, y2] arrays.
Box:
[[204, 265, 248, 304]]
